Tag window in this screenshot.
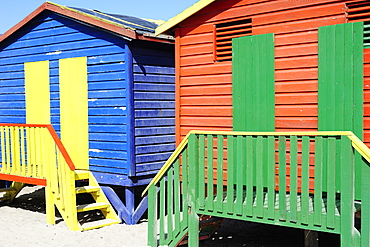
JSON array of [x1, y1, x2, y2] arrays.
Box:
[[346, 1, 370, 22], [346, 1, 370, 48], [214, 18, 252, 62]]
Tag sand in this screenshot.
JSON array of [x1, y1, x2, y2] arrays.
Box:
[[0, 185, 148, 247], [0, 185, 340, 247]]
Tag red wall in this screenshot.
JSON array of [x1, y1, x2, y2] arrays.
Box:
[[364, 48, 370, 146], [176, 0, 351, 142]]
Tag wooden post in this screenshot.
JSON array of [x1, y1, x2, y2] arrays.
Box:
[[304, 230, 318, 247]]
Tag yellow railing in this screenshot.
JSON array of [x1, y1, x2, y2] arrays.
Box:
[[0, 123, 78, 229]]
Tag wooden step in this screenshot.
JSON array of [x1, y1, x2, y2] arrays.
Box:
[[0, 187, 16, 193], [81, 218, 120, 231], [76, 186, 100, 194], [77, 202, 110, 213], [74, 170, 90, 180], [0, 195, 11, 201]]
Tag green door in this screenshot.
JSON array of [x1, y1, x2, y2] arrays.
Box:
[[318, 22, 364, 200], [232, 33, 275, 131]]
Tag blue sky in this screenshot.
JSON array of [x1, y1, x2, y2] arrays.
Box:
[[0, 0, 198, 34]]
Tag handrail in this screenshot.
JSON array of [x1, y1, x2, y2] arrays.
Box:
[[347, 132, 370, 163], [143, 130, 370, 196], [142, 132, 191, 196], [45, 125, 76, 171], [0, 123, 76, 171]]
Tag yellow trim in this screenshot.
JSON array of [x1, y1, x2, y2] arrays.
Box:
[[186, 130, 354, 136], [60, 57, 89, 170], [24, 60, 50, 124], [142, 132, 191, 196], [348, 134, 370, 163], [155, 0, 216, 35], [47, 1, 154, 32]]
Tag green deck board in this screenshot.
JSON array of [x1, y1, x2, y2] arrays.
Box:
[[200, 190, 341, 232], [226, 135, 234, 214], [245, 136, 254, 216], [267, 136, 275, 219], [206, 135, 214, 212], [216, 135, 224, 212], [181, 148, 188, 230], [206, 135, 214, 210], [147, 185, 157, 247], [174, 159, 181, 233], [314, 136, 323, 226], [289, 136, 298, 222], [235, 136, 244, 215], [301, 136, 310, 225], [159, 179, 166, 243], [167, 168, 174, 240], [198, 135, 205, 209], [256, 136, 264, 217], [278, 136, 287, 220], [327, 138, 336, 228]]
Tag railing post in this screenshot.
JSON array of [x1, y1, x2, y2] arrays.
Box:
[[340, 136, 355, 246], [147, 185, 158, 247], [188, 133, 199, 247], [44, 131, 56, 225], [361, 153, 370, 246]]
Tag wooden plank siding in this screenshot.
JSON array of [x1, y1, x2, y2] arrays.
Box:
[[0, 12, 130, 176], [132, 41, 176, 176], [364, 48, 370, 146], [0, 10, 176, 184], [176, 0, 350, 139]]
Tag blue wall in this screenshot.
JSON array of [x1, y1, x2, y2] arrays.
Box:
[[132, 41, 176, 177], [0, 11, 175, 185]]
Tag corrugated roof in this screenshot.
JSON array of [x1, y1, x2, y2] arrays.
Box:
[[0, 2, 174, 43], [66, 6, 159, 34], [155, 0, 216, 35]]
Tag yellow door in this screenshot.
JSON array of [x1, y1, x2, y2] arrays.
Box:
[[59, 57, 89, 170], [24, 60, 50, 124]]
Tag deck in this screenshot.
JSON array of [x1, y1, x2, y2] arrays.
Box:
[[146, 131, 370, 247]]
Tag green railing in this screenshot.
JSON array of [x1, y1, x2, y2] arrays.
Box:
[[147, 133, 189, 246], [146, 131, 370, 247]]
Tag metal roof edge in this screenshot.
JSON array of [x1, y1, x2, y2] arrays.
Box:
[[155, 0, 216, 36], [0, 2, 138, 43], [0, 2, 174, 44], [45, 2, 138, 38], [47, 2, 136, 30]]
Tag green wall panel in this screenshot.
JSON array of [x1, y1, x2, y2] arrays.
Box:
[[232, 33, 275, 131], [318, 22, 363, 137], [318, 22, 364, 200]]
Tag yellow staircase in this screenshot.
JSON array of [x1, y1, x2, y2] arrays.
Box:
[[0, 124, 120, 231], [0, 182, 24, 203], [48, 169, 121, 231]]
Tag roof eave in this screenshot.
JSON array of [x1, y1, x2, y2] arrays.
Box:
[[155, 0, 216, 36], [0, 1, 138, 43]]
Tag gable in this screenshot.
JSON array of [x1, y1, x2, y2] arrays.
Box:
[[0, 11, 127, 62]]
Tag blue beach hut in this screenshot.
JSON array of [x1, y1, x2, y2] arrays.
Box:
[[0, 2, 175, 225]]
